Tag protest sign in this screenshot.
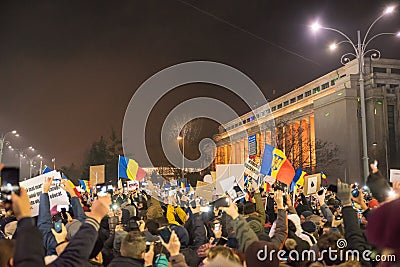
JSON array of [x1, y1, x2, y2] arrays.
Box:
[[216, 175, 245, 201], [303, 174, 321, 196], [195, 181, 214, 202], [127, 180, 139, 191], [20, 171, 69, 217], [244, 158, 261, 180], [215, 164, 245, 194], [90, 165, 105, 186], [203, 174, 213, 183], [390, 169, 400, 182]]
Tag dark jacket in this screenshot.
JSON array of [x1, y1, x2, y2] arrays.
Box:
[[14, 216, 101, 267], [342, 206, 372, 267], [108, 256, 145, 267], [184, 212, 207, 249], [366, 170, 391, 203], [38, 193, 57, 255]]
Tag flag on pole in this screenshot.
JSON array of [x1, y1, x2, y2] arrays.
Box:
[[260, 145, 287, 177], [118, 155, 146, 181], [276, 159, 295, 185], [290, 168, 307, 192]]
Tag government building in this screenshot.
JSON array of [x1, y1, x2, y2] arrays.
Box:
[[213, 58, 400, 183]]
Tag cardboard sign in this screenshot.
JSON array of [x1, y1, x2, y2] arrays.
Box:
[[195, 181, 214, 202], [244, 158, 261, 180], [90, 165, 105, 186], [390, 169, 400, 182], [303, 174, 321, 196], [20, 171, 70, 217]]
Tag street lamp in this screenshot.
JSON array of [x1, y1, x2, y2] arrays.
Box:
[[310, 6, 398, 182], [0, 130, 19, 163], [177, 135, 184, 178]]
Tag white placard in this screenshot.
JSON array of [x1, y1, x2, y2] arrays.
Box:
[[215, 164, 245, 195], [390, 169, 400, 182], [127, 180, 139, 191], [20, 171, 70, 217], [244, 158, 261, 180]]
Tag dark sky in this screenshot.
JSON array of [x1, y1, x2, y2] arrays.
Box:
[[1, 0, 399, 173]]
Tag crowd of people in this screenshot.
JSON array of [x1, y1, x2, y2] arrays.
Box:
[[0, 163, 400, 267]]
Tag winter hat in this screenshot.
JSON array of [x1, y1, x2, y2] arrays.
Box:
[[366, 197, 400, 250], [50, 206, 59, 216], [170, 225, 189, 248], [245, 241, 279, 267], [66, 219, 82, 240], [301, 221, 316, 233], [368, 198, 379, 209], [243, 202, 256, 215], [301, 211, 313, 219], [248, 219, 264, 234]]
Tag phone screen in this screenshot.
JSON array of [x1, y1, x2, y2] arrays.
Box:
[[0, 167, 20, 202], [53, 220, 63, 233], [214, 223, 221, 232]]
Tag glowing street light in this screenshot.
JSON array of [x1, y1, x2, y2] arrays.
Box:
[[309, 6, 398, 182]]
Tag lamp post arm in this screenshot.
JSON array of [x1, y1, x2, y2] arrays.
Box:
[[362, 13, 385, 47], [321, 26, 358, 55], [363, 32, 397, 53]]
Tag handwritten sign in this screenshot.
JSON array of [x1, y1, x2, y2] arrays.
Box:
[[20, 171, 69, 217]]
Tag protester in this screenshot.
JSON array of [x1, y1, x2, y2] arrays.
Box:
[[1, 158, 399, 267]]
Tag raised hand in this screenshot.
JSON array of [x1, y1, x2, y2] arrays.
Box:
[[12, 187, 32, 220], [161, 231, 181, 256], [43, 177, 54, 193]]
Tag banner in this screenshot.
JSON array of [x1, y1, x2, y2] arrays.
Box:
[[248, 134, 257, 156], [90, 165, 105, 186], [20, 171, 69, 217]]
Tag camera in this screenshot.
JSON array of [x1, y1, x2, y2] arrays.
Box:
[[0, 167, 20, 203]]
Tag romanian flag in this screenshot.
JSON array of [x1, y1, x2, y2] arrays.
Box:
[[276, 159, 295, 185], [290, 168, 307, 192], [260, 145, 295, 185], [118, 155, 146, 181], [79, 180, 90, 193]]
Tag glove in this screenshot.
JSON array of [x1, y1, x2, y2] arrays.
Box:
[[337, 181, 352, 206]]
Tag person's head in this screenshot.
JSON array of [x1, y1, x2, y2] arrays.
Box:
[[203, 246, 241, 266], [317, 232, 346, 265], [0, 239, 15, 267], [120, 231, 146, 259], [300, 211, 313, 224], [244, 241, 279, 267]]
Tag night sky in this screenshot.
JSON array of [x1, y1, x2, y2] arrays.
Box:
[[1, 0, 399, 174]]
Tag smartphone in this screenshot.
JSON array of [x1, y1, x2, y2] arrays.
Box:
[[213, 197, 230, 209], [214, 223, 221, 232], [0, 167, 20, 202], [53, 219, 63, 233], [158, 226, 172, 243], [373, 160, 378, 169]]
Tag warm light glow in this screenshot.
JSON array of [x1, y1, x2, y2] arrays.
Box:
[[397, 31, 400, 37], [29, 146, 35, 151], [384, 6, 395, 14], [11, 130, 17, 134], [8, 146, 13, 150], [177, 136, 183, 141], [311, 22, 321, 32], [329, 43, 337, 51], [15, 134, 20, 137]]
